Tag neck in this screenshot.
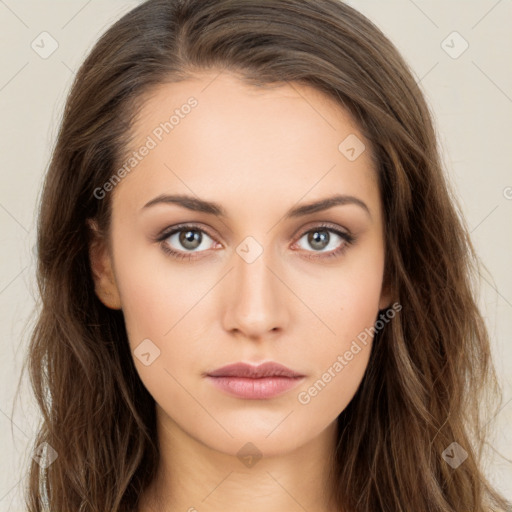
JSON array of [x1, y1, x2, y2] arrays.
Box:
[[138, 406, 340, 512]]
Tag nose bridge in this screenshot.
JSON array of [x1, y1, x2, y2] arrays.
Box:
[[223, 235, 288, 337]]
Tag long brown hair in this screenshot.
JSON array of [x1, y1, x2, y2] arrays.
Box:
[[20, 0, 510, 510]]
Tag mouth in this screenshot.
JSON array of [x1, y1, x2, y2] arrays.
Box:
[[205, 361, 306, 400]]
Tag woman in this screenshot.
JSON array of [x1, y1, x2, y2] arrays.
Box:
[[23, 0, 511, 510]]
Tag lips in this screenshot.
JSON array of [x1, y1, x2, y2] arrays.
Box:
[[206, 361, 304, 379], [205, 362, 305, 400]]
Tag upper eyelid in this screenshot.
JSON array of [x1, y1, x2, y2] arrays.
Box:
[[158, 223, 216, 241], [158, 222, 350, 246]]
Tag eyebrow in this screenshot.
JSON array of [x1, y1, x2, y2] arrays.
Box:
[[141, 193, 371, 219]]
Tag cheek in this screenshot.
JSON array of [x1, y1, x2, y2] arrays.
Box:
[[298, 244, 383, 413], [113, 233, 203, 345], [294, 279, 380, 419], [112, 240, 218, 395], [115, 262, 203, 412], [320, 237, 385, 343], [293, 344, 371, 439]]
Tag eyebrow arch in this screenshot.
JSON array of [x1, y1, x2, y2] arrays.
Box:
[[141, 193, 371, 219]]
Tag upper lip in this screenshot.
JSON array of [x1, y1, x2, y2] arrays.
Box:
[[206, 362, 305, 379]]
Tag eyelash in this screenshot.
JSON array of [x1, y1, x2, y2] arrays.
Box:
[[156, 223, 356, 261]]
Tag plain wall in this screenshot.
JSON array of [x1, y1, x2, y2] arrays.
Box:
[[0, 1, 510, 509]]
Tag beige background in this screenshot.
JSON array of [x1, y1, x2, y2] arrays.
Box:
[[1, 0, 511, 509]]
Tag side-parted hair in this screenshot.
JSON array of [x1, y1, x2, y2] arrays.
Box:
[[20, 0, 510, 510]]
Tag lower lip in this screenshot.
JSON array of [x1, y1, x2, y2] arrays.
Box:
[[206, 376, 305, 399]]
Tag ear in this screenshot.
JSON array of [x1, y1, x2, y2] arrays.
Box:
[[87, 219, 122, 310], [378, 276, 393, 311]]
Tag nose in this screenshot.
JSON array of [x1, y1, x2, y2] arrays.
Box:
[[221, 241, 290, 341]]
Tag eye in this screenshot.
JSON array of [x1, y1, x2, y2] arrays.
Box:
[[156, 222, 356, 261], [157, 224, 218, 260], [293, 224, 355, 260]]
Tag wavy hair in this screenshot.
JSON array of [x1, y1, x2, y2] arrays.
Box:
[[19, 0, 510, 510]]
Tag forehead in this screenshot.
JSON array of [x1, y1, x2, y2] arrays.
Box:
[[112, 71, 379, 220]]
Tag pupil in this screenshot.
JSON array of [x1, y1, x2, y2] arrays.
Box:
[[180, 230, 201, 249], [309, 230, 329, 250]]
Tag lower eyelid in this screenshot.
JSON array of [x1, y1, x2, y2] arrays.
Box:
[[297, 227, 355, 259], [158, 225, 353, 257]]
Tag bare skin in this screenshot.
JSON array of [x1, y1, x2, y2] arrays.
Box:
[[89, 69, 391, 512]]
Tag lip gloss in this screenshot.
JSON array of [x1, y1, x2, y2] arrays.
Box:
[[206, 375, 305, 399]]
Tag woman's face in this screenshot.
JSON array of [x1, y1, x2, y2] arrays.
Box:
[[90, 70, 390, 457]]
